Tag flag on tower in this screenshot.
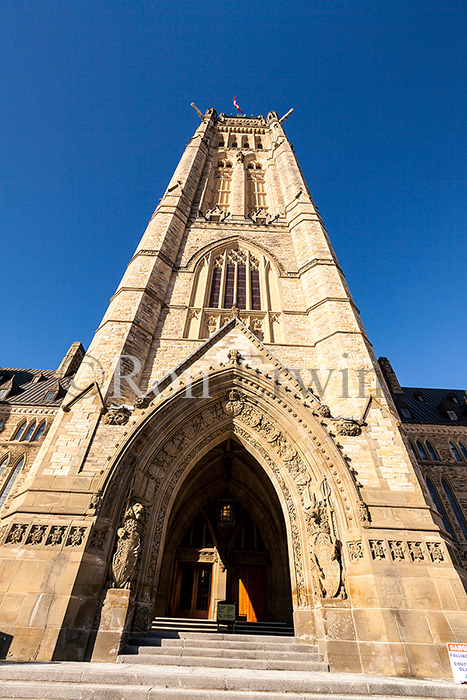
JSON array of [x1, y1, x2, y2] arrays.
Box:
[[233, 96, 242, 114]]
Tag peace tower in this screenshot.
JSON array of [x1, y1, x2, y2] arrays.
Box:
[[0, 107, 466, 679]]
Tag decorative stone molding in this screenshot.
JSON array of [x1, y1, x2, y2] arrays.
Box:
[[348, 541, 364, 561], [104, 407, 131, 426], [408, 541, 425, 562], [89, 529, 107, 551], [369, 540, 386, 560], [388, 540, 406, 561], [336, 419, 362, 437], [224, 390, 244, 417], [2, 522, 87, 549]]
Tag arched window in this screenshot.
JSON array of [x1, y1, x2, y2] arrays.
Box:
[[426, 477, 454, 537], [442, 478, 467, 541], [450, 442, 462, 462], [416, 440, 428, 460], [425, 441, 437, 461], [32, 422, 46, 442], [22, 421, 36, 442], [409, 441, 418, 457], [209, 249, 261, 311], [12, 421, 27, 441], [208, 160, 232, 210], [246, 162, 267, 213], [0, 418, 4, 431], [459, 442, 467, 461], [0, 455, 25, 510], [0, 455, 9, 476]]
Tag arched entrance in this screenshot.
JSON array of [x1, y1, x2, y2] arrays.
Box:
[[156, 438, 293, 624]]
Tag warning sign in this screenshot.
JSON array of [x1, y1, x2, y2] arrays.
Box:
[[447, 643, 467, 683]]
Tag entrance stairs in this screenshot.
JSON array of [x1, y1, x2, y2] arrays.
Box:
[[0, 620, 466, 699], [118, 616, 324, 671]]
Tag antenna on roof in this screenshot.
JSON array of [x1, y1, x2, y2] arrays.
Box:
[[279, 108, 294, 124], [191, 102, 204, 120]]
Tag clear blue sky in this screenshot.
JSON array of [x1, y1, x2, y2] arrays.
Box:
[[1, 1, 466, 388]]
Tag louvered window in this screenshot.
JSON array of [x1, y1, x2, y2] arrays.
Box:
[[209, 249, 261, 311]]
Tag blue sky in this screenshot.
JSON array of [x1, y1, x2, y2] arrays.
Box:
[[1, 1, 466, 388]]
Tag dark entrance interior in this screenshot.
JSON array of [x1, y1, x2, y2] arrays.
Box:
[[157, 438, 293, 624]]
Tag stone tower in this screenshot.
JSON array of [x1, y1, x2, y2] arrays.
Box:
[[0, 107, 466, 678]]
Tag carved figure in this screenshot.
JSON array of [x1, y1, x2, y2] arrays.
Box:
[[104, 407, 131, 426], [311, 531, 342, 599], [111, 502, 145, 589]]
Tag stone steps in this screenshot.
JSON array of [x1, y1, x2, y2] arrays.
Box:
[[120, 618, 326, 671], [0, 662, 466, 700], [149, 616, 295, 636]]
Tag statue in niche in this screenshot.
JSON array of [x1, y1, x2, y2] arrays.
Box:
[[308, 500, 342, 599], [110, 502, 145, 589]]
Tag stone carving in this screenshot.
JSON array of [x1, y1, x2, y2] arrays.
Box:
[[224, 390, 244, 417], [358, 501, 371, 525], [5, 524, 26, 544], [89, 529, 107, 551], [66, 527, 86, 547], [369, 540, 386, 560], [317, 404, 331, 418], [104, 407, 131, 426], [308, 503, 342, 598], [206, 316, 218, 334], [111, 502, 145, 589], [336, 419, 362, 437], [389, 540, 405, 561], [227, 349, 242, 365], [26, 525, 47, 546], [89, 491, 102, 514], [134, 395, 152, 409], [46, 526, 66, 546], [408, 541, 425, 562], [348, 541, 364, 561], [427, 542, 444, 563]]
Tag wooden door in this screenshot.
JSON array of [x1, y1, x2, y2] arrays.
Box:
[[174, 564, 212, 619], [232, 566, 268, 622]]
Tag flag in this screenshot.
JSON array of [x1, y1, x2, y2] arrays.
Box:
[[233, 96, 242, 114]]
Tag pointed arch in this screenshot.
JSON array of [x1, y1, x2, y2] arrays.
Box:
[[0, 454, 26, 510]]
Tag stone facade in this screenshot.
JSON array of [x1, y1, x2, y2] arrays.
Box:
[[0, 108, 466, 678]]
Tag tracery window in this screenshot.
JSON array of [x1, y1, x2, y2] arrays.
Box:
[[425, 440, 437, 461], [0, 455, 9, 476], [22, 421, 36, 442], [450, 442, 462, 462], [442, 478, 467, 541], [426, 477, 454, 538], [209, 249, 261, 311], [33, 422, 46, 442], [459, 443, 467, 461], [12, 421, 27, 441], [209, 160, 232, 210], [0, 455, 25, 510], [246, 162, 267, 213], [416, 440, 428, 460]]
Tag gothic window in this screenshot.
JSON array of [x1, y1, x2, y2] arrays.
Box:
[[0, 418, 3, 431], [416, 440, 428, 460], [33, 422, 46, 442], [459, 443, 467, 461], [22, 421, 37, 442], [209, 249, 261, 310], [12, 421, 27, 441], [246, 162, 267, 213], [426, 477, 454, 537], [442, 478, 467, 541], [409, 441, 418, 457], [0, 455, 9, 476], [209, 160, 232, 210], [450, 442, 462, 462], [0, 455, 25, 510], [425, 440, 437, 461]]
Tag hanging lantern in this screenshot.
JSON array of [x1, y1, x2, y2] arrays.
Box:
[[217, 497, 235, 527]]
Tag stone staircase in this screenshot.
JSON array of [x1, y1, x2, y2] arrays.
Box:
[[0, 619, 466, 699], [118, 616, 325, 671]]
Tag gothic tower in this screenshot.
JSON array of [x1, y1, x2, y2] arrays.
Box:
[[0, 107, 466, 678]]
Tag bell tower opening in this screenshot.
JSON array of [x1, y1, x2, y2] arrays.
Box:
[[156, 438, 293, 624]]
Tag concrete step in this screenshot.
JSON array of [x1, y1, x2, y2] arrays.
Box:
[[117, 652, 329, 671], [0, 662, 466, 699], [124, 643, 323, 661], [129, 635, 319, 652], [1, 681, 454, 700], [146, 630, 298, 643]]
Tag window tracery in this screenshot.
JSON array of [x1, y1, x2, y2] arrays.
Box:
[[0, 455, 25, 511]]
